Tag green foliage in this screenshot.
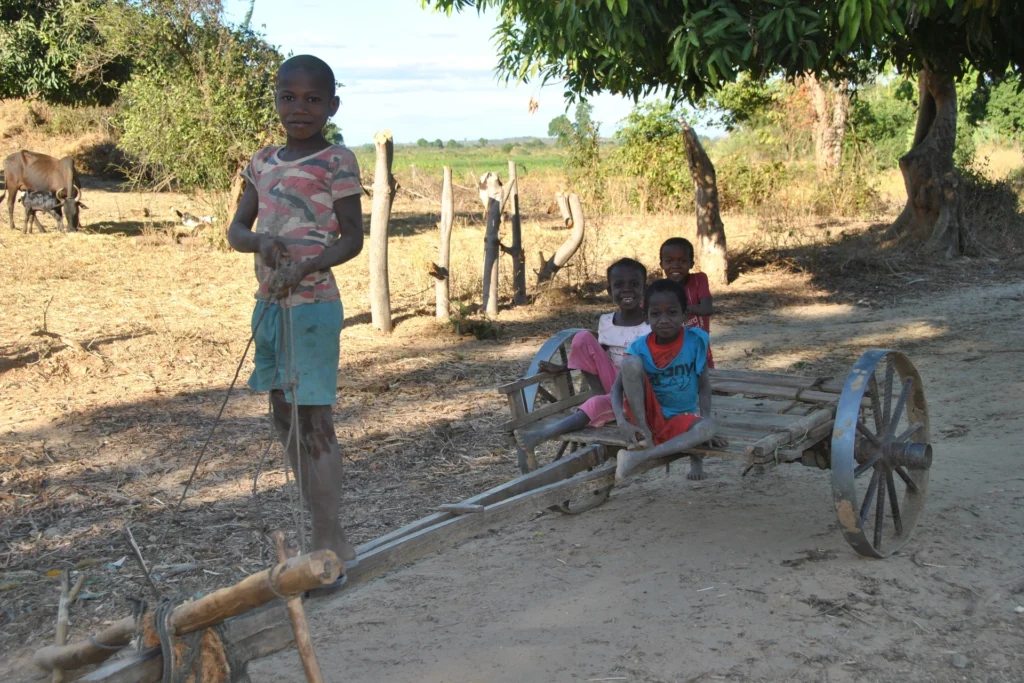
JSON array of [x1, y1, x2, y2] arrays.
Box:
[[501, 142, 514, 154], [982, 75, 1024, 144], [547, 113, 572, 145], [323, 121, 344, 145], [845, 76, 916, 170], [110, 1, 283, 190], [426, 1, 1023, 110], [433, 138, 444, 148], [716, 158, 789, 212], [417, 138, 430, 147], [478, 137, 488, 146], [613, 101, 692, 211], [446, 139, 462, 148], [706, 76, 779, 131], [0, 0, 128, 104]]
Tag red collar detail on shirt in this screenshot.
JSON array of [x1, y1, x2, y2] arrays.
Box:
[[646, 330, 684, 368]]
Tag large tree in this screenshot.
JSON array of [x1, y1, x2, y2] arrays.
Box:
[[428, 0, 1023, 258]]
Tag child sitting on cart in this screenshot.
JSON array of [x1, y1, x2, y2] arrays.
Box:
[[612, 279, 725, 482], [516, 258, 651, 452]]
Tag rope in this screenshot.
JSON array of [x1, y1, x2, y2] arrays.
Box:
[[175, 303, 271, 512]]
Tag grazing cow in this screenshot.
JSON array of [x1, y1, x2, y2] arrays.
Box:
[[0, 150, 82, 232]]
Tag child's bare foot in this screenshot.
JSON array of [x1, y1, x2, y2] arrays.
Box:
[[615, 448, 645, 481], [687, 454, 705, 481]]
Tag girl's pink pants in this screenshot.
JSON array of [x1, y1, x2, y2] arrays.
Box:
[[567, 331, 618, 427]]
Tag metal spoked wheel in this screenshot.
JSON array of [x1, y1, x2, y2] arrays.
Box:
[[831, 349, 932, 557], [519, 329, 612, 514]]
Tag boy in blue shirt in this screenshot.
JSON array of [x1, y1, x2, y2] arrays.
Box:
[[612, 279, 724, 481]]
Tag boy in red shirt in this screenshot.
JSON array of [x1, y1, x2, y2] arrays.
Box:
[[659, 237, 715, 368]]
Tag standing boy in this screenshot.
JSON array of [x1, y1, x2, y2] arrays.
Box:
[[659, 237, 715, 368], [228, 55, 363, 580]]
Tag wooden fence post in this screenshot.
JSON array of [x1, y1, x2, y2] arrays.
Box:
[[482, 197, 500, 319], [370, 130, 396, 333], [435, 166, 454, 320], [506, 160, 526, 305], [537, 192, 586, 285]]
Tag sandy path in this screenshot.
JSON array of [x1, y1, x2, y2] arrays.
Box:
[[253, 281, 1024, 683]]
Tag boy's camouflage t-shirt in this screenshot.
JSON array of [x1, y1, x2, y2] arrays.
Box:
[[241, 144, 363, 307]]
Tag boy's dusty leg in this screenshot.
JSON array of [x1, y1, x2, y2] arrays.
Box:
[[618, 356, 653, 447], [615, 418, 719, 482], [270, 392, 356, 566], [515, 410, 590, 453]]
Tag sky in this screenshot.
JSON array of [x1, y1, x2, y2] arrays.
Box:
[[223, 0, 667, 145]]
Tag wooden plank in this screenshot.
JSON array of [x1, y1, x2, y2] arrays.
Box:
[[747, 406, 836, 457], [710, 369, 845, 394], [503, 388, 595, 431], [359, 445, 606, 556], [712, 381, 851, 405], [436, 503, 485, 514], [340, 447, 609, 588], [777, 421, 834, 460], [712, 395, 815, 415]]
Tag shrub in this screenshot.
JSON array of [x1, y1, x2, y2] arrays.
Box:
[[614, 101, 692, 211], [717, 159, 789, 212]]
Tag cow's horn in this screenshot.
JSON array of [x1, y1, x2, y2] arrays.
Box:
[[71, 185, 81, 199], [56, 188, 68, 200]]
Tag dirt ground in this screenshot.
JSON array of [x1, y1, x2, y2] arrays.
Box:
[[247, 279, 1024, 683], [1, 186, 1023, 681]]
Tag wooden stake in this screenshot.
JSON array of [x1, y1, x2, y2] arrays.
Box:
[[271, 531, 324, 683], [370, 130, 396, 333], [51, 570, 85, 683], [435, 166, 454, 320], [507, 160, 526, 305], [482, 197, 500, 319]]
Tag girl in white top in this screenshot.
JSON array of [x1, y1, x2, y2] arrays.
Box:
[[520, 259, 649, 452]]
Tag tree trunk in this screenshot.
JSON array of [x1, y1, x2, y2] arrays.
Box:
[[537, 192, 586, 285], [680, 122, 728, 288], [435, 166, 454, 320], [482, 197, 500, 318], [370, 131, 396, 333], [891, 69, 973, 256], [807, 73, 849, 173], [506, 160, 527, 305]]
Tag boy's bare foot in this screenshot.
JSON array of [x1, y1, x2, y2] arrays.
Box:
[[687, 454, 705, 480], [615, 448, 645, 482]]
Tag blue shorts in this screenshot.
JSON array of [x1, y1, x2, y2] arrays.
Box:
[[248, 299, 343, 406]]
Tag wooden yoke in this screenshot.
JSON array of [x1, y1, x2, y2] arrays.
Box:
[[271, 530, 325, 683]]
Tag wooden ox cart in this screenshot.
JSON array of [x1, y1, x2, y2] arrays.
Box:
[[499, 329, 934, 559], [32, 331, 933, 682]]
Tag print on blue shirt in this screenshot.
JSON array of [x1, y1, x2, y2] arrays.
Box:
[[625, 328, 709, 418]]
